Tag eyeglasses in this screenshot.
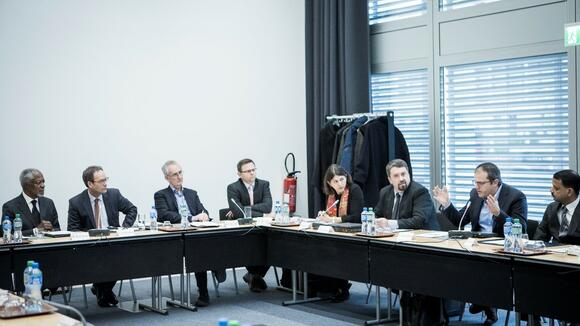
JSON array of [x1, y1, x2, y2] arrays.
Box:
[[241, 168, 257, 174], [473, 180, 491, 187], [168, 170, 183, 178], [93, 177, 109, 184]]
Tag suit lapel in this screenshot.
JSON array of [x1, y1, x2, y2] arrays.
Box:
[[470, 196, 484, 227], [167, 186, 179, 211], [184, 188, 196, 214], [82, 190, 96, 229], [385, 188, 394, 219], [16, 195, 32, 220], [102, 191, 114, 225], [567, 205, 580, 235], [238, 179, 251, 205]]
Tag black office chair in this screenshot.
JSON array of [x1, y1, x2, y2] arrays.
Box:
[[526, 219, 539, 239]]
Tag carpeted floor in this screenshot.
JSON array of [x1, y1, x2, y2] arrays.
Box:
[[48, 268, 523, 326]]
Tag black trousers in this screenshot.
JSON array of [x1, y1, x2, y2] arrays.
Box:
[[246, 265, 270, 277], [194, 271, 208, 293], [94, 281, 116, 297]]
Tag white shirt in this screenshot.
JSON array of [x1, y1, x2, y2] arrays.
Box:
[[562, 196, 579, 225], [22, 192, 40, 215], [88, 192, 109, 228]]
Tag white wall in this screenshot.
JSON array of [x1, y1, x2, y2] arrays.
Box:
[[0, 0, 307, 229]]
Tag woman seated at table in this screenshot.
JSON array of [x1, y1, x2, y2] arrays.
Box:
[[311, 164, 364, 302]]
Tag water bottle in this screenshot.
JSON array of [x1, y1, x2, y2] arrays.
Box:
[[274, 201, 282, 223], [368, 208, 376, 235], [150, 206, 158, 231], [29, 262, 43, 300], [281, 202, 290, 223], [511, 218, 523, 253], [503, 218, 513, 252], [178, 203, 189, 229], [13, 214, 23, 243], [23, 260, 34, 297], [361, 208, 368, 234], [2, 216, 12, 243]]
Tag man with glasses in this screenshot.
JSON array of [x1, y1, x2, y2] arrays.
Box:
[[154, 160, 212, 307], [433, 162, 528, 325], [68, 165, 137, 307], [226, 158, 272, 292], [2, 168, 60, 236], [534, 169, 580, 245]]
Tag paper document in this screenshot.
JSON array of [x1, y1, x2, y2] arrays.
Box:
[[415, 231, 448, 238]]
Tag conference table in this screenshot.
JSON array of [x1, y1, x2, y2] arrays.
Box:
[[1, 224, 579, 324]]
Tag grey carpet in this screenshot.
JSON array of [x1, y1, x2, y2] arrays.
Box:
[[48, 268, 524, 326]]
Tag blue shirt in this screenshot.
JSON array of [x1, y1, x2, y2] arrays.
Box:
[[478, 184, 502, 232]]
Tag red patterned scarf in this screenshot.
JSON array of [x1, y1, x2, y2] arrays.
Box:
[[326, 186, 350, 217]]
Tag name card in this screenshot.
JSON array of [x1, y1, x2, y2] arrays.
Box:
[[70, 232, 90, 241], [298, 222, 312, 230], [318, 225, 334, 233], [255, 218, 272, 226], [224, 220, 239, 228], [396, 232, 414, 242], [117, 228, 135, 237]]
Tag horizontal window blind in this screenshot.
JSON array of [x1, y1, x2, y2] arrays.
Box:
[[371, 69, 431, 189], [439, 0, 501, 11], [441, 53, 569, 219], [368, 0, 427, 25]]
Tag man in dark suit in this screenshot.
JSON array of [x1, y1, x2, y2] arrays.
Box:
[[375, 159, 438, 230], [154, 160, 211, 307], [67, 166, 137, 307], [433, 162, 528, 325], [2, 168, 60, 236], [534, 169, 580, 245], [226, 158, 272, 292], [375, 159, 443, 326]]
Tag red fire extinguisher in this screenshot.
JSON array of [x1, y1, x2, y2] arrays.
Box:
[[283, 153, 301, 215]]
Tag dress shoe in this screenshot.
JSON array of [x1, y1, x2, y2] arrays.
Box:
[[280, 277, 292, 289], [195, 290, 210, 307], [214, 269, 227, 283], [243, 273, 261, 293], [105, 291, 118, 306], [469, 304, 485, 314], [90, 285, 98, 296], [331, 283, 351, 303], [254, 275, 267, 291], [97, 298, 114, 308], [483, 308, 498, 326]]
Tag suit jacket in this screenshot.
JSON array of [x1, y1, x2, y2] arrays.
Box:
[[154, 186, 208, 223], [2, 194, 60, 236], [442, 183, 527, 236], [534, 201, 580, 245], [227, 178, 272, 218], [67, 188, 137, 231], [374, 181, 439, 230], [327, 183, 364, 223]]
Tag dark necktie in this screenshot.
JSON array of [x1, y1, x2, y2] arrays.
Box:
[[94, 198, 101, 229], [393, 193, 401, 220], [559, 206, 569, 237], [31, 199, 41, 225]]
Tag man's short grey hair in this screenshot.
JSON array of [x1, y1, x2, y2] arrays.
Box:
[[19, 168, 42, 187], [162, 160, 180, 176]]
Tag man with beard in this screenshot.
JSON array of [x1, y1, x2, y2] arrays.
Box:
[[374, 159, 442, 326], [375, 159, 438, 230], [534, 169, 580, 245], [433, 162, 528, 325]]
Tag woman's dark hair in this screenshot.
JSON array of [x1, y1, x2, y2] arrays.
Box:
[[322, 164, 353, 195]]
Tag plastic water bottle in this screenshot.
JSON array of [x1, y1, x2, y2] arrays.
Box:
[[13, 214, 23, 243], [23, 260, 34, 297], [361, 208, 368, 234], [503, 218, 513, 252], [2, 216, 12, 243], [29, 262, 43, 300], [150, 206, 158, 231], [178, 203, 189, 229], [274, 201, 282, 223], [512, 218, 523, 253], [281, 202, 290, 223], [368, 208, 376, 235], [218, 318, 229, 326]]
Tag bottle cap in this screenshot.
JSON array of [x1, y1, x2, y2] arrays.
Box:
[[513, 218, 520, 223], [27, 261, 34, 267], [227, 321, 240, 326], [218, 318, 228, 326]]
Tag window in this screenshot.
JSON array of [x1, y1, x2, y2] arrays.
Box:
[[441, 53, 569, 219], [368, 0, 427, 25], [439, 0, 501, 11], [371, 69, 431, 189]]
